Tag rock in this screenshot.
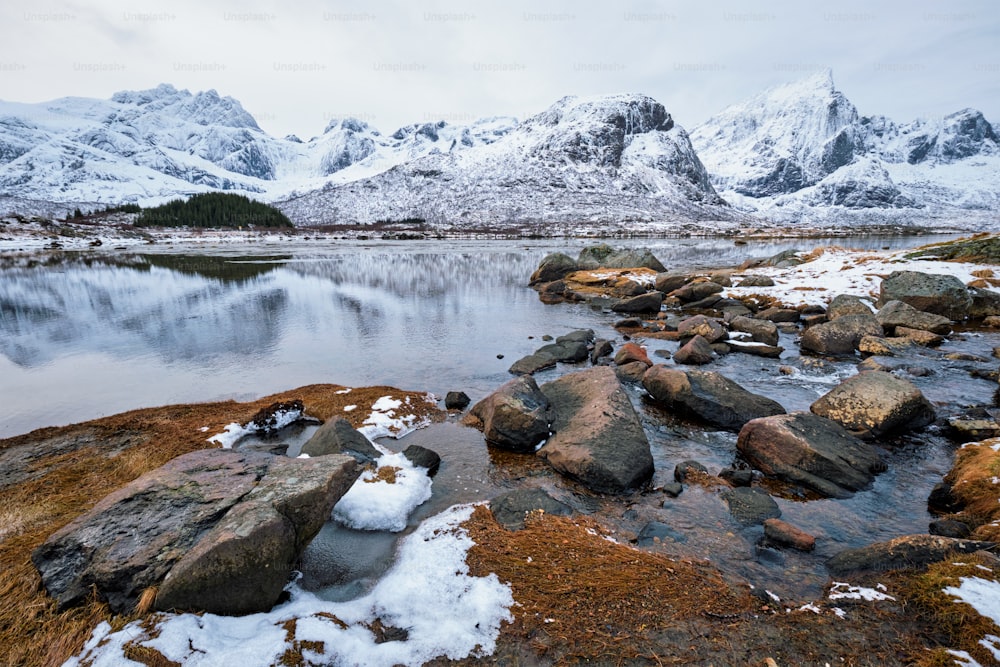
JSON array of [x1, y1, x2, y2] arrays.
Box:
[[466, 375, 551, 452], [876, 300, 953, 335], [928, 482, 964, 514], [736, 412, 885, 498], [489, 489, 572, 530], [507, 353, 557, 375], [445, 391, 471, 410], [33, 450, 359, 614], [508, 340, 589, 375], [611, 291, 664, 314], [895, 326, 945, 346], [636, 521, 688, 546], [557, 329, 596, 345], [800, 314, 882, 355], [681, 294, 724, 311], [737, 275, 775, 287], [615, 361, 649, 383], [764, 518, 816, 551], [826, 535, 996, 575], [591, 339, 614, 363], [929, 519, 972, 539], [538, 367, 654, 493], [710, 342, 731, 355], [723, 487, 781, 526], [710, 271, 733, 287], [673, 335, 716, 365], [655, 273, 692, 294], [643, 366, 786, 431], [674, 459, 708, 483], [577, 245, 666, 272], [719, 468, 753, 487], [802, 313, 828, 327], [969, 287, 1000, 319], [727, 340, 784, 358], [249, 400, 305, 435], [757, 307, 800, 323], [677, 315, 728, 343], [660, 482, 683, 497], [879, 270, 972, 320], [857, 335, 914, 356], [947, 418, 1000, 441], [401, 445, 441, 476], [653, 349, 672, 360], [530, 252, 578, 285], [301, 417, 381, 463], [614, 342, 652, 367], [671, 281, 724, 303], [729, 316, 779, 346], [614, 317, 643, 329], [810, 371, 935, 439], [762, 249, 803, 268], [826, 294, 874, 320]]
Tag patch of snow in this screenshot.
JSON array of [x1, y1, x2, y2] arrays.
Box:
[[832, 607, 846, 619], [796, 603, 822, 614], [947, 649, 982, 666], [944, 577, 1000, 627], [207, 422, 249, 449], [371, 396, 403, 411], [66, 504, 513, 667], [828, 582, 896, 602], [333, 452, 433, 532], [335, 388, 352, 395], [981, 635, 1000, 662], [359, 395, 429, 440], [765, 590, 781, 603], [344, 405, 357, 412]]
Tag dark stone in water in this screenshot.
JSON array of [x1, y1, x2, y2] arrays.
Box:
[[719, 468, 753, 487], [637, 521, 688, 546], [660, 482, 683, 498], [489, 489, 572, 531], [929, 518, 972, 539], [927, 482, 964, 515], [445, 391, 471, 410], [674, 460, 708, 482], [723, 487, 781, 526], [401, 445, 441, 477], [827, 535, 996, 575]]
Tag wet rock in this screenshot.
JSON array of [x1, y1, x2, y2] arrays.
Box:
[[763, 249, 803, 268], [969, 287, 1000, 319], [249, 400, 305, 435], [529, 252, 578, 285], [927, 482, 964, 514], [654, 273, 692, 294], [800, 314, 882, 356], [826, 294, 874, 320], [615, 361, 650, 384], [737, 275, 775, 288], [508, 353, 557, 375], [719, 468, 754, 487], [727, 340, 784, 358], [810, 371, 935, 439], [401, 445, 441, 476], [536, 280, 568, 301], [508, 340, 589, 375], [802, 313, 828, 327], [764, 518, 816, 552], [857, 335, 914, 356], [947, 417, 1000, 442], [681, 294, 724, 311], [674, 459, 708, 483], [710, 343, 731, 356], [445, 391, 471, 410], [301, 417, 381, 463], [636, 521, 688, 546], [643, 366, 786, 431], [591, 339, 614, 363], [719, 300, 753, 318], [614, 341, 652, 367], [757, 307, 800, 323], [577, 245, 666, 272], [677, 315, 728, 343], [826, 535, 996, 575], [736, 412, 885, 499], [611, 291, 664, 314], [729, 316, 779, 346], [878, 270, 972, 320], [33, 450, 358, 614], [614, 317, 643, 329], [710, 271, 733, 287], [671, 281, 724, 303], [466, 375, 551, 452], [876, 300, 953, 335], [557, 329, 596, 345], [673, 335, 716, 365], [895, 326, 944, 346], [489, 489, 572, 531], [538, 367, 654, 494], [722, 487, 781, 526], [929, 519, 972, 539], [660, 482, 683, 497]]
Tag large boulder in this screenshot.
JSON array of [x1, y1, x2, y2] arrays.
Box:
[[529, 252, 578, 285], [729, 316, 779, 347], [876, 300, 953, 335], [878, 270, 972, 320], [736, 412, 885, 498], [799, 314, 883, 355], [810, 371, 936, 439], [671, 281, 724, 303], [826, 294, 874, 320], [577, 244, 666, 272], [826, 535, 996, 575], [508, 340, 589, 375], [677, 315, 728, 343], [538, 367, 653, 493], [301, 416, 380, 462], [466, 375, 551, 452], [489, 489, 573, 530], [32, 450, 359, 614], [611, 291, 664, 314], [968, 287, 1000, 319], [673, 335, 716, 365], [642, 366, 786, 431]]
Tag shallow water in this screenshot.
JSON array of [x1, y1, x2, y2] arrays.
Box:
[[1, 233, 991, 603]]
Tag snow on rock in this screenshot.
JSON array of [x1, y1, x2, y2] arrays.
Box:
[[359, 395, 432, 440], [332, 451, 433, 532], [65, 504, 514, 667], [827, 582, 895, 602]]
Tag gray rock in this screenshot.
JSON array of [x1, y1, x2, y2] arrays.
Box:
[[895, 326, 945, 346], [879, 270, 972, 320], [655, 273, 692, 294], [636, 521, 688, 546], [757, 307, 800, 323], [538, 367, 653, 493], [301, 417, 380, 463], [615, 361, 650, 384], [722, 487, 781, 526], [643, 366, 786, 431], [719, 468, 754, 487], [591, 339, 613, 363], [611, 291, 664, 314], [445, 391, 471, 410], [671, 281, 724, 303], [508, 340, 589, 375], [969, 287, 1000, 319], [677, 315, 728, 343], [577, 245, 666, 272], [729, 316, 779, 346], [529, 252, 578, 285], [857, 335, 915, 357], [929, 519, 972, 539], [402, 445, 441, 476], [660, 482, 684, 497], [737, 275, 776, 288], [827, 535, 996, 575], [672, 335, 715, 365], [489, 489, 572, 530], [33, 450, 359, 614], [727, 341, 785, 358], [736, 412, 885, 498], [876, 300, 953, 335], [507, 353, 557, 375], [810, 371, 935, 439], [467, 375, 551, 452], [762, 249, 803, 268], [557, 329, 596, 345], [674, 459, 708, 482], [826, 294, 874, 320], [800, 314, 883, 355]]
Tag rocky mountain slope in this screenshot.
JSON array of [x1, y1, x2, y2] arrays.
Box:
[[689, 70, 1000, 225]]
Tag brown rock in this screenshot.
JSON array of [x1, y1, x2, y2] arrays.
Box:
[[673, 334, 715, 365], [811, 371, 935, 439], [677, 315, 728, 343], [614, 341, 652, 367], [764, 518, 816, 552], [895, 326, 944, 346], [466, 375, 551, 452]]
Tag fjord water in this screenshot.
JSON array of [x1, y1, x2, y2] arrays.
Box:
[[2, 233, 993, 600]]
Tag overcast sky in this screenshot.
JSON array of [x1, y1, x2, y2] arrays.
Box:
[[2, 0, 998, 137]]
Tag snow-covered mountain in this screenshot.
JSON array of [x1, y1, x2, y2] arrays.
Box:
[[690, 70, 1000, 224], [0, 84, 516, 211], [278, 94, 734, 227]]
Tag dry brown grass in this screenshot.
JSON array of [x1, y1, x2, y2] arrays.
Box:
[[0, 384, 441, 667], [464, 505, 754, 664], [943, 439, 1000, 541]]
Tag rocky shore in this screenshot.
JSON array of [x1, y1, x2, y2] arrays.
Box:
[[4, 236, 1000, 666]]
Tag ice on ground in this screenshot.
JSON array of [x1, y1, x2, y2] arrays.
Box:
[[981, 635, 1000, 662], [206, 405, 304, 449], [360, 395, 431, 440], [828, 582, 896, 602], [947, 649, 982, 666], [65, 504, 514, 667], [333, 452, 433, 532], [944, 577, 1000, 627], [335, 388, 353, 394]]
